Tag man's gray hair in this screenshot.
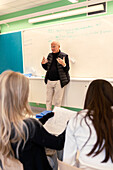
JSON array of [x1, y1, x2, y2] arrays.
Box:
[[51, 41, 60, 47]]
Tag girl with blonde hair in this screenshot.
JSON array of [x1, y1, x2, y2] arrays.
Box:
[[0, 70, 65, 170]]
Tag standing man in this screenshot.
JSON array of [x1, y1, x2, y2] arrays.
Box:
[[41, 41, 70, 111]]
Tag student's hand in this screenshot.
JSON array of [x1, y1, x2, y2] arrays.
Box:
[[57, 57, 66, 67], [39, 112, 54, 125], [41, 56, 48, 64]]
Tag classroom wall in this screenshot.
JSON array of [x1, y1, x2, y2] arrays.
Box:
[[0, 0, 113, 33]]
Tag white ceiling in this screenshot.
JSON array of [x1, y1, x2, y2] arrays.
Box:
[[0, 0, 61, 16]]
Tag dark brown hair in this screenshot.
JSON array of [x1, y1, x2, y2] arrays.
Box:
[[83, 79, 113, 162]]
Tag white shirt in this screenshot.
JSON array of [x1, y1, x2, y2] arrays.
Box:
[[63, 110, 113, 170]]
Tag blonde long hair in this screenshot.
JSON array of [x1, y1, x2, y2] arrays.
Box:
[[0, 70, 33, 159]]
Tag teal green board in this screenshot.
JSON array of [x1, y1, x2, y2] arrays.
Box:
[[0, 31, 23, 73]]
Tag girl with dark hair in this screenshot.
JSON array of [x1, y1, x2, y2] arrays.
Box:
[[63, 79, 113, 170]]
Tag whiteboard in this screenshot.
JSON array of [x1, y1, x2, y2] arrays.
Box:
[[22, 15, 113, 78]]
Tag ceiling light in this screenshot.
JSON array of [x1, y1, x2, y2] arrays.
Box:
[[28, 4, 104, 24], [68, 0, 78, 3]]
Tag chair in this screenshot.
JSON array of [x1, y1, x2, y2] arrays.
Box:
[[57, 159, 82, 170]]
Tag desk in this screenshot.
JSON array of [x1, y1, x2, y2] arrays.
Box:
[[28, 77, 113, 109]]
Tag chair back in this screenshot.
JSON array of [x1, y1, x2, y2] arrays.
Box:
[[58, 159, 82, 170]]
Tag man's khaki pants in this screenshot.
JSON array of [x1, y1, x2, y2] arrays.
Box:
[[46, 80, 64, 111]]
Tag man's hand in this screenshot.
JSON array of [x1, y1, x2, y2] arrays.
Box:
[[41, 56, 48, 64], [57, 57, 66, 67]]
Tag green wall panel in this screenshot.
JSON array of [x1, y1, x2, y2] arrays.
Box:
[[2, 0, 113, 33], [0, 31, 23, 73]]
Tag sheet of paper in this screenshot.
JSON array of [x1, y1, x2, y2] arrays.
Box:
[[44, 107, 77, 135]]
